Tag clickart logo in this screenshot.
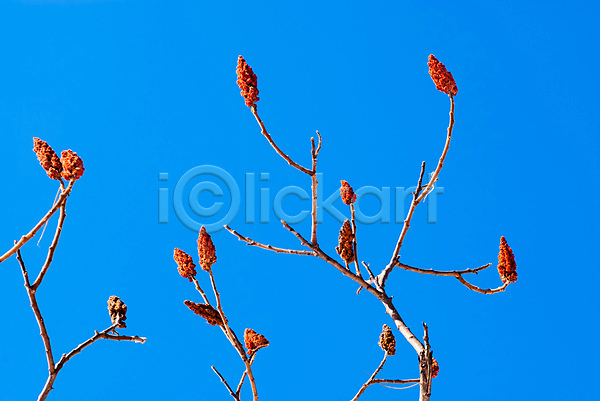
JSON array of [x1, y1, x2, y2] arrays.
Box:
[[158, 165, 444, 233]]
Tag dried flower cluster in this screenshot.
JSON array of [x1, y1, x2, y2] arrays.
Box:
[[497, 236, 517, 283], [244, 328, 269, 354], [197, 226, 217, 271], [184, 300, 223, 326], [174, 248, 197, 282], [336, 219, 355, 264], [60, 150, 85, 181], [378, 324, 396, 355], [33, 138, 63, 180], [428, 54, 458, 96], [431, 358, 439, 379], [340, 180, 356, 205], [236, 55, 260, 107], [107, 296, 127, 328]]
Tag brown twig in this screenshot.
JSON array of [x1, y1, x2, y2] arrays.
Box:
[[278, 221, 425, 355], [416, 96, 456, 204], [455, 275, 509, 294], [37, 186, 61, 247], [373, 378, 420, 385], [191, 277, 212, 304], [250, 105, 313, 175], [37, 321, 145, 401], [212, 366, 239, 401], [350, 204, 362, 279], [236, 353, 257, 397], [207, 271, 246, 358], [1, 180, 75, 264], [32, 202, 68, 289], [54, 322, 146, 372], [16, 247, 55, 377], [281, 220, 313, 249], [100, 332, 147, 343], [418, 322, 433, 400], [379, 96, 455, 287], [396, 262, 492, 276], [225, 225, 315, 256], [362, 261, 375, 280], [310, 131, 322, 245], [396, 260, 508, 294], [351, 352, 389, 401], [206, 270, 259, 400]]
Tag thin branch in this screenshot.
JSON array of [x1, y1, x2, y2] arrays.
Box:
[[236, 371, 247, 397], [415, 161, 426, 195], [39, 322, 145, 401], [378, 162, 427, 288], [396, 262, 492, 276], [16, 248, 55, 375], [100, 333, 147, 343], [225, 225, 315, 256], [373, 378, 420, 384], [211, 366, 239, 401], [423, 323, 430, 350], [36, 186, 61, 247], [281, 220, 313, 249], [351, 352, 388, 401], [54, 323, 146, 371], [315, 130, 322, 156], [350, 204, 362, 278], [250, 105, 313, 175], [379, 95, 455, 287], [419, 322, 433, 400], [362, 261, 375, 280], [455, 275, 509, 294], [378, 381, 420, 390], [191, 277, 212, 305], [279, 221, 425, 355], [32, 202, 68, 289], [310, 132, 321, 245], [236, 353, 256, 397], [206, 270, 259, 400], [396, 261, 507, 294], [416, 96, 456, 204], [207, 271, 246, 359], [1, 180, 75, 265]]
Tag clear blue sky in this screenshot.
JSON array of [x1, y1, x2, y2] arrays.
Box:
[[1, 1, 598, 400]]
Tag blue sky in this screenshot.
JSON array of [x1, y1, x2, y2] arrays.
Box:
[[0, 1, 599, 400]]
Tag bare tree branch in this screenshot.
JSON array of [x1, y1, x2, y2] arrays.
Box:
[[212, 366, 239, 401], [455, 275, 509, 294], [16, 247, 55, 376], [54, 323, 146, 372], [192, 277, 212, 304], [351, 352, 389, 401], [373, 378, 420, 384], [250, 105, 313, 175], [225, 225, 315, 256], [418, 323, 433, 401], [206, 270, 259, 400], [277, 221, 425, 356], [236, 353, 256, 397], [363, 263, 375, 279], [379, 96, 455, 287], [350, 204, 362, 279], [310, 131, 322, 245], [396, 262, 492, 276], [37, 321, 145, 401], [32, 202, 68, 289], [1, 180, 75, 264]]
